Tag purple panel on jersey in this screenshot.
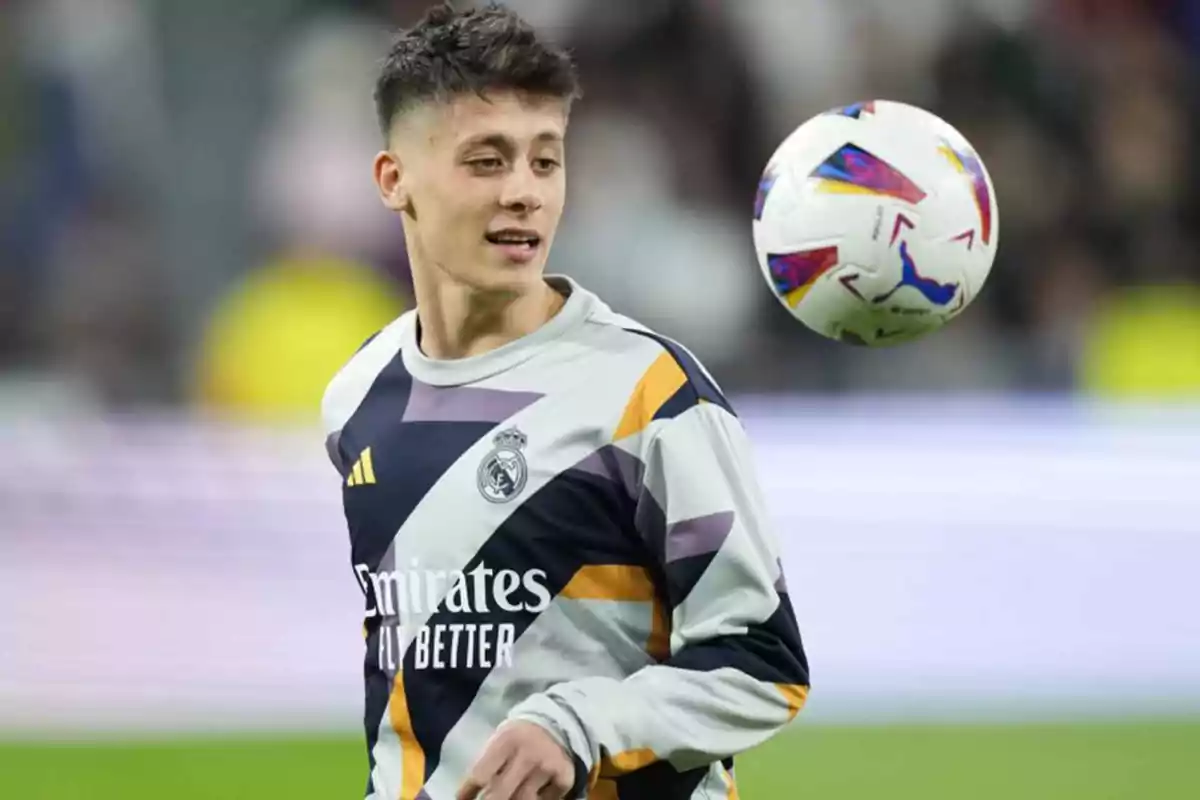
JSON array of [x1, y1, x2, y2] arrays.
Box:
[[665, 511, 735, 563], [401, 382, 544, 423], [572, 446, 646, 502]]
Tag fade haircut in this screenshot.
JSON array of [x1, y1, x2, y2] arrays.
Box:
[[373, 2, 581, 137]]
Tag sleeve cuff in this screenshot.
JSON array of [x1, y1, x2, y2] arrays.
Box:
[[508, 693, 595, 798]]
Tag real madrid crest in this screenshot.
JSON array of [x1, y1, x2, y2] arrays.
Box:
[[477, 427, 528, 503]]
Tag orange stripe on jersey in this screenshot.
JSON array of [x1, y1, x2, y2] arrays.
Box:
[[562, 566, 671, 660], [590, 778, 620, 800], [775, 683, 810, 720], [388, 674, 426, 799], [614, 351, 688, 440], [561, 565, 657, 602], [725, 766, 741, 799], [599, 747, 658, 778]]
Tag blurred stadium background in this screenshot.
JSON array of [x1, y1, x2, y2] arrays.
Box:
[[2, 0, 1200, 797]]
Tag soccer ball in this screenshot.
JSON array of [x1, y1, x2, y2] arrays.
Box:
[[751, 100, 998, 346]]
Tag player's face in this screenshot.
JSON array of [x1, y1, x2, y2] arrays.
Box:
[[377, 91, 567, 293]]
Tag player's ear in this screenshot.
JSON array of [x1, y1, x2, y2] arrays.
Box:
[[373, 149, 410, 213]]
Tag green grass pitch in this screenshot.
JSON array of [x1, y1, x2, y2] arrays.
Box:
[[1, 720, 1197, 799]]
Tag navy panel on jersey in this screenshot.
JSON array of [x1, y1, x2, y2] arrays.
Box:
[[633, 488, 720, 611], [340, 351, 522, 775], [401, 464, 656, 782], [667, 597, 810, 687], [362, 633, 390, 784], [660, 551, 720, 611], [610, 761, 709, 800], [338, 353, 501, 572]]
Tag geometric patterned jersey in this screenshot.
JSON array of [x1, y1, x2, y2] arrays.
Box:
[[321, 275, 810, 800]]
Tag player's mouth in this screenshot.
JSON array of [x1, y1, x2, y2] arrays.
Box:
[[485, 228, 542, 264]]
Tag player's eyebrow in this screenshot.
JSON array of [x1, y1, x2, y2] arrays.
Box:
[[463, 133, 512, 152], [460, 131, 562, 156]]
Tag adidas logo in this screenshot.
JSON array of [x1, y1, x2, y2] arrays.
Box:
[[347, 447, 377, 487]]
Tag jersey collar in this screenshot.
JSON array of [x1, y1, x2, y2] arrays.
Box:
[[401, 275, 596, 386]]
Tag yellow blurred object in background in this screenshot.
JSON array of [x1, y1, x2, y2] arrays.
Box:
[[194, 254, 404, 420], [1081, 286, 1200, 398]]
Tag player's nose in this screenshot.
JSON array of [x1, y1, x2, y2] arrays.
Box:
[[498, 163, 543, 214]]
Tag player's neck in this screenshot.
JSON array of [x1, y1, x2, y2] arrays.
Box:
[[411, 267, 565, 360]]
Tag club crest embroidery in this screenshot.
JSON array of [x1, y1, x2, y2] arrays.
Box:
[[477, 427, 529, 503]]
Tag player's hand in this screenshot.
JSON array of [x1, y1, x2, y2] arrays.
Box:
[[457, 720, 576, 800]]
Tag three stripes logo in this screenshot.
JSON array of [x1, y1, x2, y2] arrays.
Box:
[[346, 447, 377, 487]]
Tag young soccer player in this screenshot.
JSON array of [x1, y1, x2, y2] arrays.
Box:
[[321, 4, 810, 798]]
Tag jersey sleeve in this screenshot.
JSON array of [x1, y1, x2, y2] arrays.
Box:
[[507, 380, 810, 794], [320, 326, 395, 478]]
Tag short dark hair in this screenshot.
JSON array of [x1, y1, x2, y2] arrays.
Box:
[[374, 2, 581, 136]]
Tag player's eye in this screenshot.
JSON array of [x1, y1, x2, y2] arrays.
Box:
[[532, 158, 561, 173], [468, 157, 505, 173]]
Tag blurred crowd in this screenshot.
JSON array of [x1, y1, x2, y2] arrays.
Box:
[[2, 0, 1199, 419]]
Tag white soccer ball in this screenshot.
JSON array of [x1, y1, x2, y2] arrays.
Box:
[[751, 100, 999, 346]]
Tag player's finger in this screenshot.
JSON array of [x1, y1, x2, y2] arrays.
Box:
[[457, 737, 516, 800], [542, 766, 573, 798], [480, 755, 537, 800], [513, 770, 554, 800], [457, 765, 504, 800], [456, 776, 484, 800]]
